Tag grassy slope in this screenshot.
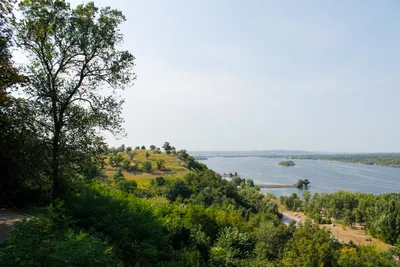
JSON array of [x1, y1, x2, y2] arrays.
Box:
[[105, 150, 190, 188]]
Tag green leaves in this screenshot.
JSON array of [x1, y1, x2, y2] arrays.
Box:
[[14, 0, 135, 198], [0, 216, 121, 266]]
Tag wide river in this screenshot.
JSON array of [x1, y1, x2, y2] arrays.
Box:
[[198, 157, 400, 197]]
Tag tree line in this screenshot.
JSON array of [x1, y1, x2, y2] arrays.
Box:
[[272, 154, 400, 168], [280, 190, 400, 245]]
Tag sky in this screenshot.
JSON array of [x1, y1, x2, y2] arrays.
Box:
[[71, 0, 400, 152]]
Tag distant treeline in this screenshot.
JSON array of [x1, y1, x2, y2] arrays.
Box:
[[285, 154, 400, 168], [203, 153, 400, 168]]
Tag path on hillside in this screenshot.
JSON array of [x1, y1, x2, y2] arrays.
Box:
[[0, 210, 32, 243]]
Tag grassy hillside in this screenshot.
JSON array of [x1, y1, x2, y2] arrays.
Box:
[[105, 150, 190, 188]]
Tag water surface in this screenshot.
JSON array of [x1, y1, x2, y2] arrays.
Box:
[[199, 157, 400, 197]]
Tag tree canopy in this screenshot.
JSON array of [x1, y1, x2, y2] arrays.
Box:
[[14, 0, 135, 198]]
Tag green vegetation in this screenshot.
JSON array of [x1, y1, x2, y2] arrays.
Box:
[[280, 190, 400, 245], [266, 154, 400, 168], [105, 148, 194, 188], [296, 178, 310, 189], [278, 160, 295, 166], [1, 1, 399, 266]]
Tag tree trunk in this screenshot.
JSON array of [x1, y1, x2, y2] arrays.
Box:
[[51, 125, 61, 201]]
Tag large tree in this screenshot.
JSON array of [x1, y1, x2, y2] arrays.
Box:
[[14, 0, 135, 198], [0, 0, 23, 106]]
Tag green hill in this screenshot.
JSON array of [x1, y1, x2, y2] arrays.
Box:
[[105, 150, 190, 188]]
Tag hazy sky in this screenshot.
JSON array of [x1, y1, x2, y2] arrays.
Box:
[[74, 0, 400, 152]]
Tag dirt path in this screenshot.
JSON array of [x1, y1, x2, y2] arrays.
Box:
[[280, 209, 393, 250], [0, 210, 32, 242]]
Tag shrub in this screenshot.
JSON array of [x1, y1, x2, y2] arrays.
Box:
[[128, 151, 135, 160], [113, 169, 125, 183], [151, 176, 166, 186], [117, 180, 137, 193], [142, 161, 152, 173], [167, 180, 192, 201], [122, 159, 131, 171], [66, 185, 169, 265], [0, 217, 121, 266], [156, 159, 166, 170]]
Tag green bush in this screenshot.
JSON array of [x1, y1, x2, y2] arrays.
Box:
[[66, 184, 169, 265], [142, 161, 152, 173], [151, 176, 166, 186], [0, 217, 121, 266], [156, 159, 165, 170], [117, 179, 137, 193]]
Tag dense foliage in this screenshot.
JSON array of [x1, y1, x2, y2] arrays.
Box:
[[280, 190, 400, 245], [2, 173, 398, 266]]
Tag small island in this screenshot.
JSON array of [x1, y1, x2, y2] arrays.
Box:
[[278, 160, 295, 167]]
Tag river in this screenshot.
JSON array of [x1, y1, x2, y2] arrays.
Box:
[[198, 157, 400, 197]]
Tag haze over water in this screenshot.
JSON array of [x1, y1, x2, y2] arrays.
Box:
[[199, 157, 400, 197]]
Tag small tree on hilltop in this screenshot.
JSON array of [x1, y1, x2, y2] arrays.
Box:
[[141, 145, 146, 150], [177, 149, 189, 161], [153, 148, 161, 154], [150, 145, 156, 151], [126, 146, 132, 152], [134, 146, 140, 150], [163, 142, 172, 154]]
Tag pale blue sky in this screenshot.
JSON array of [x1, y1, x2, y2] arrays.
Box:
[[78, 0, 400, 152]]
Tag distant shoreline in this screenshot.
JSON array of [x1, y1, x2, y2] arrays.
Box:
[[195, 154, 400, 168]]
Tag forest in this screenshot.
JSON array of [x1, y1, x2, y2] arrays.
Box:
[[0, 0, 399, 266], [280, 191, 400, 245]]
